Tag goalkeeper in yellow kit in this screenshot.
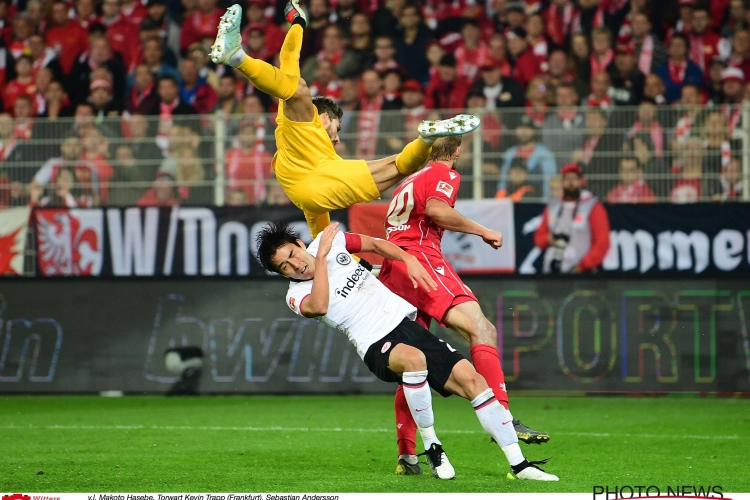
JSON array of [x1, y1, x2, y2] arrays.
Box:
[[210, 1, 479, 237]]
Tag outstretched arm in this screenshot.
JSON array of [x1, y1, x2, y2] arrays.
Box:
[[424, 199, 503, 249], [357, 235, 437, 291]]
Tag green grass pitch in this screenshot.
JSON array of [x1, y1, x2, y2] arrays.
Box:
[[1, 395, 748, 493]]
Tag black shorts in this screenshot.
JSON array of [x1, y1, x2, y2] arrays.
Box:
[[364, 318, 465, 397]]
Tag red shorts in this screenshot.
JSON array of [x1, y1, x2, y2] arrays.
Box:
[[379, 252, 477, 329]]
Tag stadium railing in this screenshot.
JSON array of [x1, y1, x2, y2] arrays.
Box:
[[0, 103, 748, 208]]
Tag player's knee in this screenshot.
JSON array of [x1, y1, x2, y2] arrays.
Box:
[[471, 318, 497, 346], [399, 346, 427, 372], [463, 371, 489, 399]]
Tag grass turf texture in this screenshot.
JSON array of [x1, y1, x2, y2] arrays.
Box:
[[1, 395, 748, 493]]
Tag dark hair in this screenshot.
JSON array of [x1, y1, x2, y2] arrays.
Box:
[[620, 154, 641, 169], [256, 221, 303, 273], [670, 32, 690, 50], [312, 96, 343, 120], [158, 75, 179, 87]]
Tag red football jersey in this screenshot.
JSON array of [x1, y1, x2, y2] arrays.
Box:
[[384, 162, 461, 257]]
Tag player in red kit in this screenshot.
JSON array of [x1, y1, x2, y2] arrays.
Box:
[[379, 135, 550, 475]]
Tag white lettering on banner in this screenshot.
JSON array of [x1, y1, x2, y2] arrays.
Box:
[[603, 230, 655, 273], [106, 208, 159, 276], [218, 222, 249, 276], [713, 229, 744, 271], [162, 205, 179, 275], [179, 208, 217, 276], [657, 231, 710, 273], [10, 493, 750, 500]]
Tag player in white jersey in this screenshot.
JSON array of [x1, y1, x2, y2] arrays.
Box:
[[255, 221, 559, 482]]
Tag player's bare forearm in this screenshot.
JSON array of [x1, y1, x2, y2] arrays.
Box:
[[425, 199, 487, 237], [358, 235, 437, 291], [302, 256, 330, 317], [358, 235, 413, 263]]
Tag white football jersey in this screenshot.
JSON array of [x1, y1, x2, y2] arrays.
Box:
[[286, 232, 417, 359]]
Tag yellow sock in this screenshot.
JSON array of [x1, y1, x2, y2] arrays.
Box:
[[305, 211, 331, 239], [279, 24, 303, 78], [395, 138, 432, 175], [236, 56, 298, 100]]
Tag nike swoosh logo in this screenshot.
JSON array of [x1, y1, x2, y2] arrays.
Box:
[[502, 420, 512, 425], [415, 407, 430, 412]]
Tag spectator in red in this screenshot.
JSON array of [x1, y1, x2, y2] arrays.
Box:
[[533, 163, 611, 274], [33, 166, 94, 207], [507, 27, 543, 87], [671, 0, 695, 37], [670, 137, 704, 203], [711, 155, 742, 201], [644, 73, 667, 104], [0, 0, 12, 47], [523, 75, 549, 126], [526, 13, 549, 61], [607, 156, 657, 203], [224, 120, 273, 205], [629, 100, 665, 158], [81, 126, 114, 201], [487, 33, 513, 76], [309, 59, 343, 100], [127, 63, 160, 115], [590, 28, 614, 84], [75, 0, 102, 29], [394, 4, 433, 83], [655, 33, 703, 103], [720, 67, 745, 136], [379, 79, 426, 156], [672, 84, 702, 146], [424, 54, 472, 110], [504, 1, 527, 31], [355, 68, 384, 159], [630, 12, 667, 75], [13, 95, 35, 142], [302, 24, 361, 83], [544, 0, 581, 49], [156, 75, 196, 153], [212, 73, 243, 119], [179, 0, 221, 54], [137, 171, 180, 206], [9, 17, 33, 60], [547, 49, 585, 97], [608, 44, 645, 106], [373, 35, 403, 74], [587, 71, 612, 108], [28, 34, 63, 82], [470, 56, 525, 111], [178, 58, 217, 115], [31, 134, 99, 204], [726, 29, 750, 80], [45, 0, 89, 75], [542, 82, 586, 165], [573, 107, 622, 196], [455, 19, 489, 80], [4, 56, 35, 113], [242, 0, 284, 55], [245, 24, 272, 62], [32, 68, 53, 115], [121, 0, 147, 25], [300, 0, 331, 62], [89, 78, 122, 117], [688, 7, 730, 74], [101, 0, 140, 68]]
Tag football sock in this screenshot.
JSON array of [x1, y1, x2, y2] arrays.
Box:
[[402, 370, 440, 449], [395, 138, 432, 175], [471, 388, 524, 466], [398, 454, 418, 465], [234, 24, 302, 101], [394, 384, 418, 456], [279, 24, 303, 78], [304, 211, 331, 239], [470, 344, 509, 409]]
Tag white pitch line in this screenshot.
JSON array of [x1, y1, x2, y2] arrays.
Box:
[[0, 424, 739, 440]]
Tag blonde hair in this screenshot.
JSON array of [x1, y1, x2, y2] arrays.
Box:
[[428, 135, 462, 162]]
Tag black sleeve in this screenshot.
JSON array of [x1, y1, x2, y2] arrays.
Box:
[[358, 257, 374, 272]]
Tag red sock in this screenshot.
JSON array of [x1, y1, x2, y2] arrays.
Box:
[[470, 344, 509, 409], [394, 384, 417, 456]]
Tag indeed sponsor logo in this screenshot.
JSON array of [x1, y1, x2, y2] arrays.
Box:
[[334, 266, 368, 298]]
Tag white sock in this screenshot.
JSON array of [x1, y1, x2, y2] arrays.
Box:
[[402, 371, 440, 449], [471, 388, 525, 466], [419, 135, 436, 145], [399, 454, 418, 465], [228, 47, 246, 67]]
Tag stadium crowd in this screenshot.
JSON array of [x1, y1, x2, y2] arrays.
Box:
[[0, 0, 747, 207]]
